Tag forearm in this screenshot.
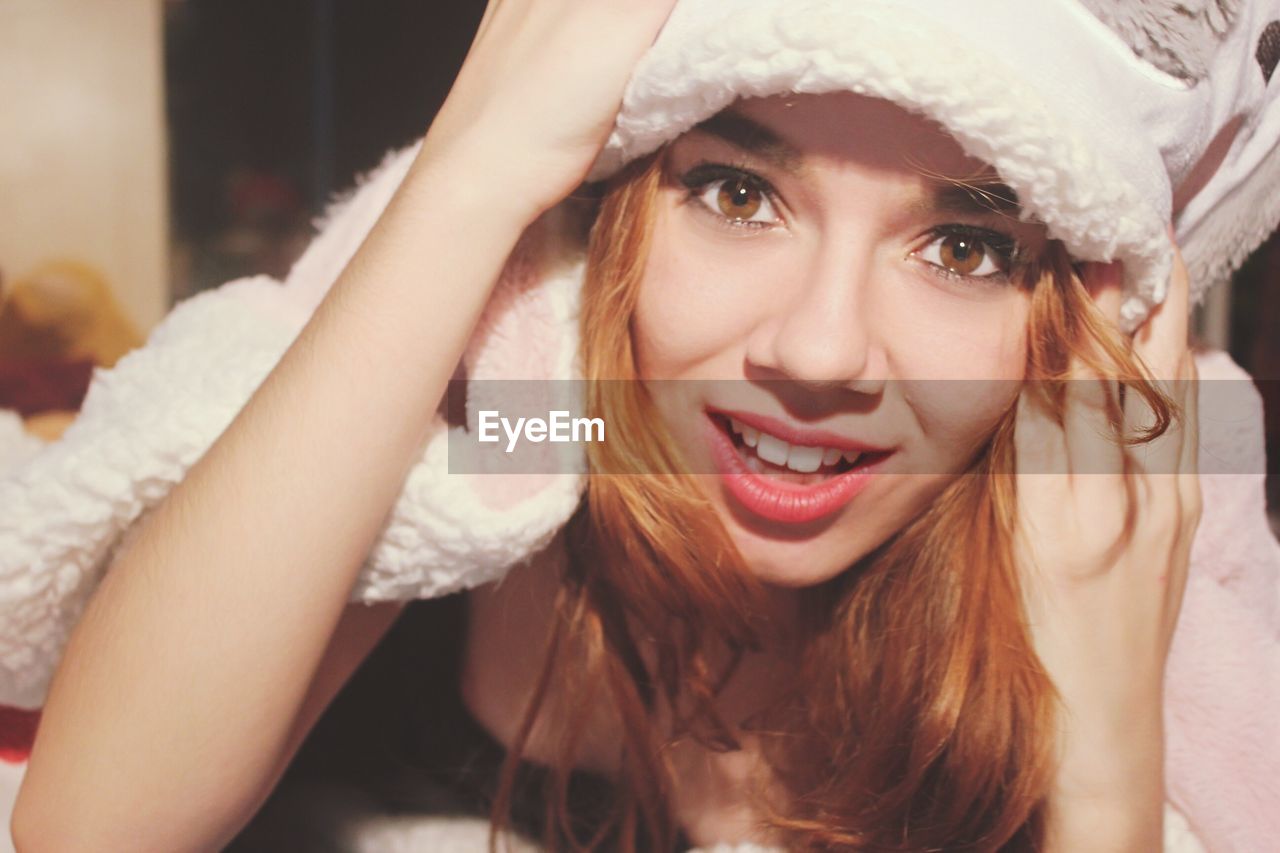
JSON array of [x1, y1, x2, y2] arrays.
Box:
[[13, 149, 535, 851]]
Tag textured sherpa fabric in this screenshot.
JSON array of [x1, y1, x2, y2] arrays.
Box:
[[584, 0, 1280, 332], [0, 142, 586, 710], [0, 412, 41, 476]]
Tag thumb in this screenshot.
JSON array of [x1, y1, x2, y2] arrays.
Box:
[[1079, 260, 1124, 330]]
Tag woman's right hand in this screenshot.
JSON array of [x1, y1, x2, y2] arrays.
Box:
[[417, 0, 679, 223]]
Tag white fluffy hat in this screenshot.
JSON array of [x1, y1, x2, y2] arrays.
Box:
[[586, 0, 1280, 330]]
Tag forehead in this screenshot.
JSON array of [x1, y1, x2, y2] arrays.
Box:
[[677, 92, 1021, 218], [736, 92, 980, 172]]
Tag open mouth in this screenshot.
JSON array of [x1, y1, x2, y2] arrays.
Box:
[[707, 412, 886, 486], [703, 410, 892, 525]]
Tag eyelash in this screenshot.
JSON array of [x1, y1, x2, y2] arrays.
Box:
[[918, 226, 1020, 286], [677, 161, 1023, 285], [679, 161, 781, 232]]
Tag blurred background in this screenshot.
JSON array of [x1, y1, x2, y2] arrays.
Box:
[[0, 0, 1277, 519]]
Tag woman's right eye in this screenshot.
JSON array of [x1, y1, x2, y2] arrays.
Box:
[[678, 164, 782, 231]]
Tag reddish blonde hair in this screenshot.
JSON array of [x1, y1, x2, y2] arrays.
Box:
[[489, 147, 1175, 851]]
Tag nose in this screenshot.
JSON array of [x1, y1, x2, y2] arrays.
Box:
[[744, 239, 888, 395]]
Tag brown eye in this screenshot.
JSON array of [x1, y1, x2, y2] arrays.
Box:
[[914, 228, 1015, 281], [716, 177, 764, 221], [680, 165, 780, 230], [938, 233, 986, 275]]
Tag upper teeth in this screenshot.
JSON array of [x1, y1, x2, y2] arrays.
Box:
[[728, 417, 862, 473]]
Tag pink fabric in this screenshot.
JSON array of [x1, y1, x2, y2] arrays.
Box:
[[1166, 348, 1280, 850]]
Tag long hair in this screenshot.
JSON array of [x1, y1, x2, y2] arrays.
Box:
[[487, 148, 1177, 851]]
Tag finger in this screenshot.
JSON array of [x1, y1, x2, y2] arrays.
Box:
[[1080, 259, 1124, 332], [476, 0, 504, 41], [1131, 231, 1191, 380], [1179, 352, 1200, 478], [1014, 388, 1069, 523], [1153, 352, 1199, 644], [1065, 262, 1126, 480], [471, 0, 514, 52], [1163, 526, 1195, 645], [1125, 387, 1183, 476], [1061, 361, 1130, 555], [1063, 363, 1125, 480], [1125, 238, 1192, 476], [1176, 353, 1201, 545]]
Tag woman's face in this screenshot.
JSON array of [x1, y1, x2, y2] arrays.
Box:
[[632, 92, 1049, 588]]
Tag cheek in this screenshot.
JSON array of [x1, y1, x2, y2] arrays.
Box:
[[887, 287, 1031, 381], [631, 223, 777, 380], [631, 271, 701, 379], [897, 298, 1029, 464], [902, 369, 1023, 476], [908, 382, 1021, 468]]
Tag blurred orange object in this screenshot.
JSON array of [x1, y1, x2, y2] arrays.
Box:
[[0, 260, 145, 442], [0, 260, 144, 368]]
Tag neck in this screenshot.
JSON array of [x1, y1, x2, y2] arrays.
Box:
[[462, 529, 796, 845]]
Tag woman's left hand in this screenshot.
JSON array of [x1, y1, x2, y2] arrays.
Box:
[[1012, 237, 1201, 850]]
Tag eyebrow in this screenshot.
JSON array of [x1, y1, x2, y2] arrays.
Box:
[[926, 180, 1022, 219], [688, 106, 1022, 218], [688, 107, 807, 176]]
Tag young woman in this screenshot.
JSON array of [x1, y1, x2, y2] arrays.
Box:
[[11, 0, 1247, 850]]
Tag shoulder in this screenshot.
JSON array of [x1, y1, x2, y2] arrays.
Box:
[[457, 533, 618, 770]]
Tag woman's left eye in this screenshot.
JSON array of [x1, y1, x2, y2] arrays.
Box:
[[913, 228, 1017, 282]]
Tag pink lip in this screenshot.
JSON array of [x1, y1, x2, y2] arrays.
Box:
[[705, 406, 892, 454], [703, 412, 891, 525]]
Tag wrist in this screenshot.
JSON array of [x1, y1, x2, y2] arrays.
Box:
[[1046, 711, 1165, 852], [1043, 795, 1164, 853], [411, 129, 565, 231]]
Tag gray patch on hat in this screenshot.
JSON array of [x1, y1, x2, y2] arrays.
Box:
[[1259, 20, 1280, 82], [1077, 0, 1241, 81]]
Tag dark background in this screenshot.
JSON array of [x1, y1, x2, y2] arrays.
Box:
[[165, 0, 484, 296]]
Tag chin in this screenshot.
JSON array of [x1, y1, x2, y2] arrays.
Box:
[[713, 500, 874, 590], [703, 475, 945, 592]]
